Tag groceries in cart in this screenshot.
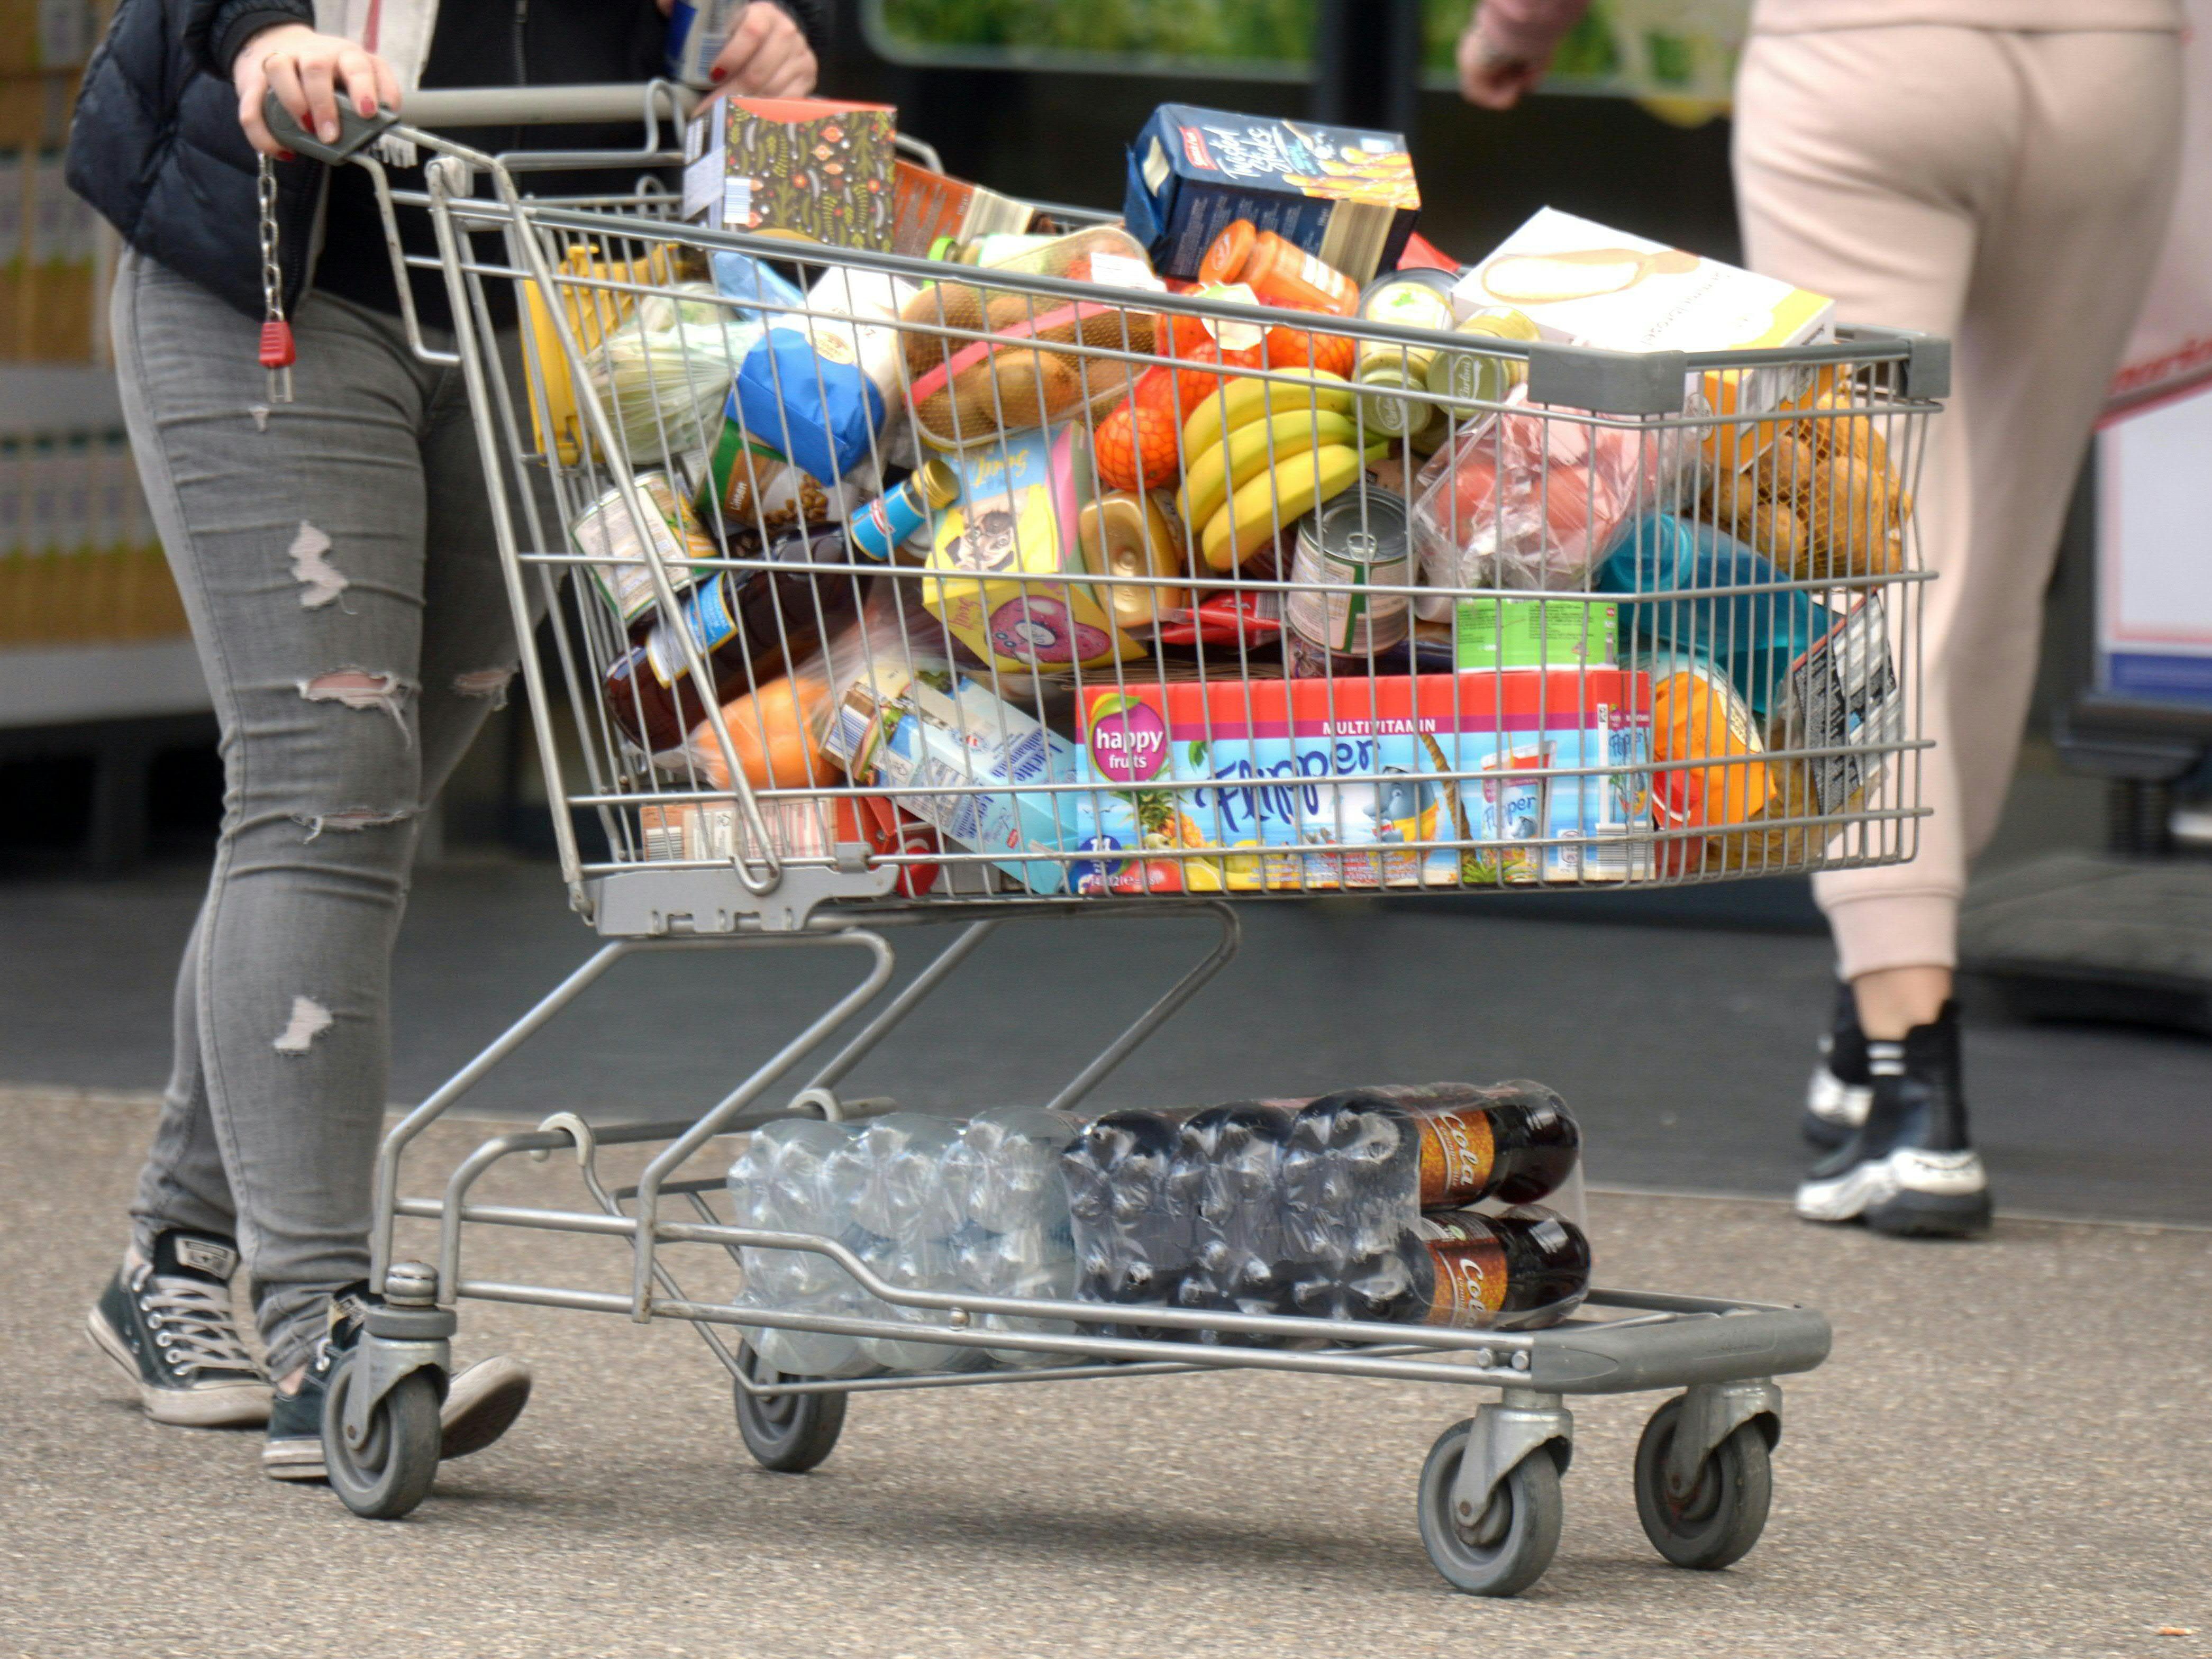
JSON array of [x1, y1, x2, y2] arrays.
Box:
[[550, 97, 1920, 891], [726, 1081, 1587, 1377]]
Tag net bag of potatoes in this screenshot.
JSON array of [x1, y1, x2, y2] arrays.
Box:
[[1703, 387, 1914, 582], [899, 282, 1156, 451]]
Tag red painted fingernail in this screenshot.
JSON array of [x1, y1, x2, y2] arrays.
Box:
[[279, 149, 297, 162], [709, 66, 726, 82]]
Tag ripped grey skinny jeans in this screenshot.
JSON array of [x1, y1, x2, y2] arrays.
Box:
[[115, 248, 529, 1378]]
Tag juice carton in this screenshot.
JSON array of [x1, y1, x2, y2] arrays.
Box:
[[1123, 104, 1419, 284], [1077, 670, 1653, 889]]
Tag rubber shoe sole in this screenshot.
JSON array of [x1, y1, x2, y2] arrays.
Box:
[[1796, 1147, 1991, 1238], [84, 1305, 271, 1428], [441, 1355, 532, 1461], [1867, 1185, 1994, 1238], [262, 1434, 326, 1481], [262, 1355, 531, 1485]]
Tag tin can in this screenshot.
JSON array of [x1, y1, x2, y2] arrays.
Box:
[[1355, 275, 1455, 441], [1428, 307, 1541, 406], [848, 460, 959, 562], [666, 0, 744, 88], [1285, 492, 1411, 656], [569, 470, 719, 626]]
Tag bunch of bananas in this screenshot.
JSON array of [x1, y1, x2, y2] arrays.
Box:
[[1172, 372, 1366, 572], [1706, 389, 1913, 582]]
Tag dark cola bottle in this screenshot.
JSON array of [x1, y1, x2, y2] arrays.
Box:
[[1286, 1081, 1580, 1239], [602, 527, 866, 755], [1060, 1109, 1195, 1337], [1169, 1101, 1297, 1343], [1396, 1206, 1591, 1328]]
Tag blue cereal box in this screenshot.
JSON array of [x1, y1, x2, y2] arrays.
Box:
[[1076, 670, 1652, 890], [1123, 104, 1420, 284]]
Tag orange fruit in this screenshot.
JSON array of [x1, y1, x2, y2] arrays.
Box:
[[698, 676, 829, 792]]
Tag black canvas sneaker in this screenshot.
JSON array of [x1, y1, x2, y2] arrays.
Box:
[[265, 1289, 533, 1482], [1804, 981, 1872, 1150], [262, 1285, 369, 1481], [86, 1230, 270, 1427], [1795, 1000, 1992, 1237]]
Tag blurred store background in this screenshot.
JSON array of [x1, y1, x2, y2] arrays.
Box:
[[2, 0, 2206, 1214]]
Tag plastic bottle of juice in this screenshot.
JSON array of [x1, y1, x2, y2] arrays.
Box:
[[1197, 220, 1360, 316]]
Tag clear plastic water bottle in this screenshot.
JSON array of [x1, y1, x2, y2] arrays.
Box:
[[854, 1229, 993, 1374], [847, 1112, 965, 1244], [727, 1118, 879, 1379]]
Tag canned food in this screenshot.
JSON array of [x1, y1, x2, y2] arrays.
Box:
[[1428, 306, 1541, 406], [570, 470, 720, 626], [1355, 275, 1457, 440], [1286, 491, 1411, 656]]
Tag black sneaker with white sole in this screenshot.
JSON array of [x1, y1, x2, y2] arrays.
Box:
[[1804, 981, 1872, 1150], [262, 1286, 368, 1481], [1795, 999, 1992, 1237], [264, 1289, 534, 1482], [86, 1230, 270, 1427]]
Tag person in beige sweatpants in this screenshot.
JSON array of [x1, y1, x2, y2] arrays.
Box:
[[1460, 1, 2184, 1234]]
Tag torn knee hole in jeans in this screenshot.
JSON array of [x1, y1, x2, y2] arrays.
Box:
[[293, 805, 415, 841], [272, 996, 334, 1055], [298, 669, 415, 740], [452, 666, 516, 707]]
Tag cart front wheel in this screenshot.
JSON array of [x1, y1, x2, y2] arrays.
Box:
[[1416, 1419, 1563, 1597], [733, 1340, 846, 1473], [321, 1358, 441, 1520], [1633, 1395, 1773, 1570]]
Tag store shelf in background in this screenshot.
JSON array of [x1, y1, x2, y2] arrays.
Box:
[[0, 638, 206, 728]]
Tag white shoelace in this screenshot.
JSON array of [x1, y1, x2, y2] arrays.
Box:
[[135, 1269, 257, 1378]]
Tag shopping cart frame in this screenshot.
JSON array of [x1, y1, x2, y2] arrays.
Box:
[[262, 88, 1931, 1593]]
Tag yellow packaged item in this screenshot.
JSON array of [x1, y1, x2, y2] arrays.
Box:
[[522, 243, 678, 466], [922, 427, 1141, 673]]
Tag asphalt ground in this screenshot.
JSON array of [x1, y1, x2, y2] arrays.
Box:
[[6, 1088, 2206, 1658], [3, 859, 2208, 1224]]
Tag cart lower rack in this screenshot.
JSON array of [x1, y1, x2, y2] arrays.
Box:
[[264, 85, 1935, 1594]]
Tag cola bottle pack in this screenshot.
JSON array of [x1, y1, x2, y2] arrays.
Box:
[[1060, 1108, 1199, 1339], [1169, 1102, 1299, 1342]]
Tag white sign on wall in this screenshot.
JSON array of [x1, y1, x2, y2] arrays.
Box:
[[2098, 12, 2212, 706]]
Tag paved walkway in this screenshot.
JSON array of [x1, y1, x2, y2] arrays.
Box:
[[6, 1089, 2205, 1658]]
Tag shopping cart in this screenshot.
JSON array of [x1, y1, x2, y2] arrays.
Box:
[[263, 86, 1943, 1595]]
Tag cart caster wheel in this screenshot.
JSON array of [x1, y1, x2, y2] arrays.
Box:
[[1416, 1419, 1564, 1597], [1633, 1395, 1773, 1570], [733, 1341, 846, 1473], [321, 1357, 442, 1520]]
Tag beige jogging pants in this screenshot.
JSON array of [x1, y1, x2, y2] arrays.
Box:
[[1733, 25, 2183, 978]]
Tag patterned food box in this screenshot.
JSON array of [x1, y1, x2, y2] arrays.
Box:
[[681, 95, 897, 252]]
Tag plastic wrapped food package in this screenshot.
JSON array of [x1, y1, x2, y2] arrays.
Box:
[[1409, 386, 1682, 604], [584, 283, 766, 461]]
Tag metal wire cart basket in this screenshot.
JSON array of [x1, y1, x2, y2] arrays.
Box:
[[273, 87, 1944, 1596]]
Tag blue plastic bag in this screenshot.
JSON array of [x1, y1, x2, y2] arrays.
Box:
[[731, 323, 887, 487], [710, 250, 806, 322], [1596, 514, 1828, 722]]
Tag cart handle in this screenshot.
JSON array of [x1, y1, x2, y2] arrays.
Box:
[[263, 82, 945, 171]]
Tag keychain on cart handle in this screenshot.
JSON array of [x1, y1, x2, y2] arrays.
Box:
[[257, 152, 295, 405], [252, 90, 403, 405]]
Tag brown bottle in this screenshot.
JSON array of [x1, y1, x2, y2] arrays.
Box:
[[602, 528, 864, 754], [1399, 1205, 1591, 1327]]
